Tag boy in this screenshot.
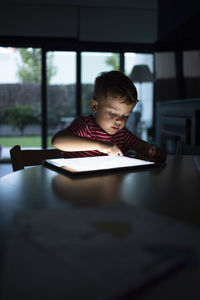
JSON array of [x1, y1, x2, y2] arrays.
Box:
[[52, 71, 166, 162]]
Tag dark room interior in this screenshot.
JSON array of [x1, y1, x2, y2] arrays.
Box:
[[0, 1, 200, 300]]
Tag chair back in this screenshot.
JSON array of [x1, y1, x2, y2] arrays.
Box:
[[176, 140, 200, 155], [10, 145, 62, 171]]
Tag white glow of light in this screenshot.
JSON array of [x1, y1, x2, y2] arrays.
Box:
[[52, 51, 75, 56], [124, 53, 136, 58], [0, 47, 14, 54], [47, 156, 154, 172], [82, 52, 114, 57]]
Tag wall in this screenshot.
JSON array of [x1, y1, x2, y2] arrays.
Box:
[[158, 0, 200, 42], [154, 51, 200, 102], [0, 0, 158, 43], [154, 52, 178, 102]]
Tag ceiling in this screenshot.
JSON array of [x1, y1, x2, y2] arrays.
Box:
[[2, 0, 158, 9]]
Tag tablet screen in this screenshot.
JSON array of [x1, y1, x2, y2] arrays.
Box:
[[45, 155, 155, 174]]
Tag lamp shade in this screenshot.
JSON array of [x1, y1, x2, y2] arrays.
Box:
[[129, 64, 154, 83]]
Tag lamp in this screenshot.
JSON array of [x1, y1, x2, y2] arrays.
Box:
[[128, 64, 154, 139], [129, 64, 154, 99]]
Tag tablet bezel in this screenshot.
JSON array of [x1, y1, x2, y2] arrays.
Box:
[[43, 155, 160, 176]]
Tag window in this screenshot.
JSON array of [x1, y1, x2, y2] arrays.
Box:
[[81, 52, 120, 115], [0, 47, 42, 150], [46, 51, 76, 146], [125, 53, 154, 140], [0, 45, 154, 154]]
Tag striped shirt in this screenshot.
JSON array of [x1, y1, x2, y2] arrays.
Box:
[[62, 115, 141, 158]]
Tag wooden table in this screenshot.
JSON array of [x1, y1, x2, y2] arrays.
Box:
[[0, 155, 200, 300]]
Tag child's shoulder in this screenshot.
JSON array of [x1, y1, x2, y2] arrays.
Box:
[[72, 115, 89, 122], [72, 115, 95, 128], [75, 115, 94, 123]]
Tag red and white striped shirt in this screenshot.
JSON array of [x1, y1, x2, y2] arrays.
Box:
[[62, 115, 141, 158]]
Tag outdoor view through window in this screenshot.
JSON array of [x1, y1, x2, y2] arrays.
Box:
[[0, 47, 42, 159], [47, 51, 76, 147], [0, 47, 153, 160]]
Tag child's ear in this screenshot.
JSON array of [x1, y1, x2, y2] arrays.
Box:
[[91, 99, 98, 113]]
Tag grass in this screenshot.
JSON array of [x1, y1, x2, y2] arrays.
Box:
[[0, 136, 53, 147]]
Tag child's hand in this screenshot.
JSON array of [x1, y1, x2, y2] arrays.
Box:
[[148, 145, 167, 162], [99, 141, 123, 156]]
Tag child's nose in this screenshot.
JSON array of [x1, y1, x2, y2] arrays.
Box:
[[115, 116, 122, 124], [115, 115, 122, 121]]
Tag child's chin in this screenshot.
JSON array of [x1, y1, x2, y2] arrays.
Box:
[[101, 127, 114, 135], [107, 129, 117, 135]]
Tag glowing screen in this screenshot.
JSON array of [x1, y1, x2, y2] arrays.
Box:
[[46, 155, 155, 173]]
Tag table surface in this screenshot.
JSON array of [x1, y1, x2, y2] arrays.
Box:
[[1, 155, 200, 225], [0, 155, 200, 300]]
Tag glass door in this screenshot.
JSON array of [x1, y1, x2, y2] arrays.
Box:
[[0, 47, 42, 160], [81, 52, 120, 115], [125, 53, 154, 141], [46, 51, 76, 147]]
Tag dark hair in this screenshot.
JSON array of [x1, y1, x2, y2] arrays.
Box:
[[93, 70, 138, 104]]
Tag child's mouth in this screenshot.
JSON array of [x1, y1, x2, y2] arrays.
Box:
[[112, 126, 119, 130]]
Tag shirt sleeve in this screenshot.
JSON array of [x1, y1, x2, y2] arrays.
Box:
[[123, 128, 141, 152], [66, 117, 90, 137]]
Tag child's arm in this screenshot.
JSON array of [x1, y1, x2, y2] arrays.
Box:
[[134, 140, 167, 162], [52, 129, 123, 156]]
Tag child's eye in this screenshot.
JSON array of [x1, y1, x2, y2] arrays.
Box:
[[108, 112, 129, 121], [122, 116, 129, 121], [109, 112, 117, 118]]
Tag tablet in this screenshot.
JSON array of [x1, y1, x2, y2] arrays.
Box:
[[44, 155, 156, 175]]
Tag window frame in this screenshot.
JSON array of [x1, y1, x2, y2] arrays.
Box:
[[0, 36, 154, 148]]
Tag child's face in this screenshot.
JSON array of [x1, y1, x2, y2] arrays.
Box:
[[91, 96, 136, 135]]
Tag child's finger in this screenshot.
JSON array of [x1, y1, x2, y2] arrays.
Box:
[[149, 146, 156, 157], [118, 149, 123, 156]]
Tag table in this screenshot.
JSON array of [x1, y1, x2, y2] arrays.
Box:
[[0, 155, 200, 300]]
